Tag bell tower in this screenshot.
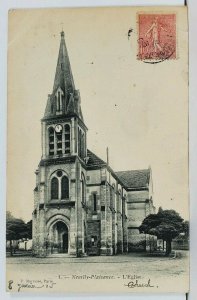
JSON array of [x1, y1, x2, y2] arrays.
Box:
[[32, 32, 88, 257], [42, 31, 87, 160]]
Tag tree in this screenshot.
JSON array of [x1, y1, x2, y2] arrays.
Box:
[[139, 208, 184, 256], [182, 220, 189, 237], [6, 211, 30, 256]]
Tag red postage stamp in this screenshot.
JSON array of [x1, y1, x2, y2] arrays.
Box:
[[137, 14, 176, 62]]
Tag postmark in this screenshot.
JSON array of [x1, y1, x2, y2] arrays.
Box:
[[137, 13, 176, 63]]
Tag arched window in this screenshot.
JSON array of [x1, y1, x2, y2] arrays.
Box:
[[56, 89, 63, 113], [57, 91, 61, 111], [48, 127, 54, 156], [93, 193, 97, 211], [61, 176, 69, 199], [64, 124, 70, 154], [56, 130, 62, 155], [51, 177, 58, 199]]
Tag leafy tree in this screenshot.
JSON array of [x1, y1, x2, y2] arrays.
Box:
[[6, 211, 30, 256], [182, 220, 189, 237], [139, 208, 184, 256]]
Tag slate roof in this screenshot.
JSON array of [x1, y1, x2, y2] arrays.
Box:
[[86, 150, 150, 190], [115, 169, 150, 189], [53, 31, 75, 97], [86, 149, 107, 168]]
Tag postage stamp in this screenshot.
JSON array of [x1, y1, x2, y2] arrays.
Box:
[[137, 14, 176, 62]]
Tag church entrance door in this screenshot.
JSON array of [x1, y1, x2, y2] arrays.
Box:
[[51, 221, 69, 254], [62, 232, 68, 253]]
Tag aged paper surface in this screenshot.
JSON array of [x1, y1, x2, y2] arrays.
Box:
[[7, 6, 189, 293]]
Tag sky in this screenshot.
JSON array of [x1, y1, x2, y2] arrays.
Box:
[[7, 7, 188, 221]]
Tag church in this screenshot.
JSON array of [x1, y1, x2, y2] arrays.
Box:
[[32, 32, 156, 257]]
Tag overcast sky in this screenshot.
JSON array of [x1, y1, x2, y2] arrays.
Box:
[[7, 7, 188, 221]]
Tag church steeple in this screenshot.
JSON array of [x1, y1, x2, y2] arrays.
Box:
[[44, 31, 84, 121], [53, 31, 75, 95], [41, 32, 87, 160]]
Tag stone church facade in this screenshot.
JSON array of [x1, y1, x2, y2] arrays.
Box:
[[32, 32, 155, 257]]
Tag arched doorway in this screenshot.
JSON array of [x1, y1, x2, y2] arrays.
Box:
[[50, 221, 69, 254]]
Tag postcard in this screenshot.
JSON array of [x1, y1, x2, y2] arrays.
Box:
[[6, 6, 189, 293]]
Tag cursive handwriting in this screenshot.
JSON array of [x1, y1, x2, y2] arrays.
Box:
[[18, 283, 44, 292], [124, 279, 154, 288], [17, 279, 56, 292]]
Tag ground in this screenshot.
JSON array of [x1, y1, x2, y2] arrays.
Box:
[[6, 251, 189, 293]]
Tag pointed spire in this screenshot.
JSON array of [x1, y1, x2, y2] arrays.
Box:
[[43, 32, 86, 126], [52, 31, 75, 95]]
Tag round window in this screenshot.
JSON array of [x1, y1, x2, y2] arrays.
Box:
[[56, 170, 63, 177]]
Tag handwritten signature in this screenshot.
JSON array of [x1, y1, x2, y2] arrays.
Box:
[[124, 279, 155, 288], [17, 279, 56, 292], [18, 283, 44, 292]]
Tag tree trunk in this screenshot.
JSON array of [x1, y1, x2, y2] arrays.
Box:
[[10, 240, 13, 256], [165, 239, 172, 256], [150, 238, 152, 253]]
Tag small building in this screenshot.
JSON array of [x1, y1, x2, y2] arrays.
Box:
[[32, 32, 156, 257], [18, 239, 32, 251]]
